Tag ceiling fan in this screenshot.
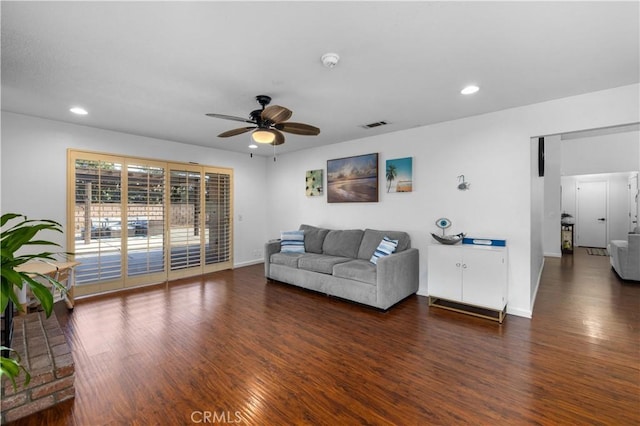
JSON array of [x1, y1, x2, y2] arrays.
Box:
[[206, 95, 320, 146]]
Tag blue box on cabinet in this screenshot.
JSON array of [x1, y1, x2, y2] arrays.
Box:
[[462, 237, 506, 247]]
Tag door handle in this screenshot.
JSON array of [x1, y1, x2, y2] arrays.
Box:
[[597, 218, 606, 222]]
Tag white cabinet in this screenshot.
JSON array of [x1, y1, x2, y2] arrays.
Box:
[[427, 244, 508, 322]]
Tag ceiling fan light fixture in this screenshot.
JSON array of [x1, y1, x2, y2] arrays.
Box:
[[252, 129, 276, 144]]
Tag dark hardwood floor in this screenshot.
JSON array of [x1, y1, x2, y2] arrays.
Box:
[[6, 248, 639, 425]]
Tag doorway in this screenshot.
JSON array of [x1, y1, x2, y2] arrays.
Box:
[[540, 124, 639, 258]]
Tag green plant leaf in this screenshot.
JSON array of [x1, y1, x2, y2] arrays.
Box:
[[1, 265, 24, 287], [0, 279, 25, 313], [0, 213, 22, 227], [22, 275, 54, 316], [1, 213, 72, 386], [1, 346, 31, 390]]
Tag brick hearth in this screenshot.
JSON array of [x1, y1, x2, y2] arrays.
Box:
[[1, 311, 75, 423]]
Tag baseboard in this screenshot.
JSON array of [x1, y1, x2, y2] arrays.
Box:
[[506, 306, 532, 318], [544, 251, 562, 258], [234, 259, 264, 268]]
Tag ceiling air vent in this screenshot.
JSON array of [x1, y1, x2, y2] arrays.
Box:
[[361, 121, 388, 129]]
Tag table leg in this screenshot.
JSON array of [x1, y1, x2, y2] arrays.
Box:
[[64, 267, 76, 310], [15, 284, 28, 315], [64, 287, 74, 310]]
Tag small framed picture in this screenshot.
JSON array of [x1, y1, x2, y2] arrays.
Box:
[[386, 157, 413, 193], [306, 169, 323, 196]]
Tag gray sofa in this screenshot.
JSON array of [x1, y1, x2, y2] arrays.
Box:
[[609, 228, 640, 281], [264, 224, 419, 309]]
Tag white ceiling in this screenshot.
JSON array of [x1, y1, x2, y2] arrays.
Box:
[[2, 1, 639, 156]]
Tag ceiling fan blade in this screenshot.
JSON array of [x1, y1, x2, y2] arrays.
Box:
[[270, 129, 285, 146], [218, 127, 255, 138], [206, 113, 255, 124], [262, 105, 292, 124], [274, 122, 320, 136]]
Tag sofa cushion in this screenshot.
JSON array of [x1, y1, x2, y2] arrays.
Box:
[[332, 259, 377, 285], [322, 229, 364, 258], [370, 236, 399, 264], [270, 252, 306, 268], [299, 224, 330, 254], [298, 254, 352, 275], [281, 230, 305, 253], [357, 229, 411, 260]]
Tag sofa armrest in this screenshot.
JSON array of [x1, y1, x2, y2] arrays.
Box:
[[264, 240, 281, 277], [610, 235, 640, 280], [376, 248, 419, 309]]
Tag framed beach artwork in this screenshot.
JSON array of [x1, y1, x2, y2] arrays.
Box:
[[385, 157, 413, 193], [327, 153, 379, 203], [306, 169, 323, 196]]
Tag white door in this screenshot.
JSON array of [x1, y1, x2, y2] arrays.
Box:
[[629, 174, 639, 232], [576, 181, 607, 248]]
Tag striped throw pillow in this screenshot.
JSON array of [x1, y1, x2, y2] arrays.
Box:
[[370, 236, 398, 264], [281, 230, 305, 253]]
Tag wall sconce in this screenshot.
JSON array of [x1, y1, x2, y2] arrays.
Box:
[[457, 175, 470, 191]]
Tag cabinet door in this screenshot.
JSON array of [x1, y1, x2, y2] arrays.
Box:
[[461, 248, 507, 310], [427, 245, 462, 301]]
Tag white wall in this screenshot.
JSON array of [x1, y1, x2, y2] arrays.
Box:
[[265, 84, 640, 318], [542, 135, 562, 257], [530, 137, 545, 305], [0, 111, 270, 267], [561, 130, 639, 176]]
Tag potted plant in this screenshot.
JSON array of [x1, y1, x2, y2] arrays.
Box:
[[1, 213, 70, 389]]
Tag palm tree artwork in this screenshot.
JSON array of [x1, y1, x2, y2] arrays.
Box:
[[385, 157, 413, 193], [386, 164, 397, 193]]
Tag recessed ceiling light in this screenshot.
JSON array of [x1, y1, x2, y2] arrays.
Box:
[[70, 107, 88, 115], [461, 85, 479, 95], [248, 144, 258, 149]]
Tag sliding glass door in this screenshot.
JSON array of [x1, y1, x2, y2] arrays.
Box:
[[203, 170, 232, 271], [168, 167, 202, 279], [167, 166, 233, 280], [68, 150, 233, 296], [72, 154, 123, 292], [126, 162, 167, 286]]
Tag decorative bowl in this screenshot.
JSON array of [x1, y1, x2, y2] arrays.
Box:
[[431, 233, 465, 245]]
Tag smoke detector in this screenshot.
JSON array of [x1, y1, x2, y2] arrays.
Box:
[[321, 53, 340, 68]]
